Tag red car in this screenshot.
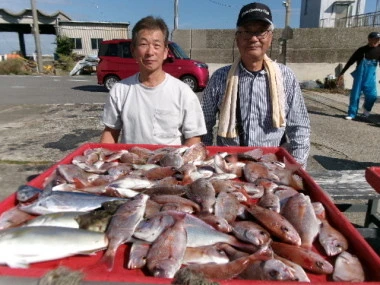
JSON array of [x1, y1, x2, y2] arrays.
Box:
[[97, 39, 209, 91]]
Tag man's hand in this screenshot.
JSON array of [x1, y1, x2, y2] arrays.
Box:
[[337, 75, 344, 88]]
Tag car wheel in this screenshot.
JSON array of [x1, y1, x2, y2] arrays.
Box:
[[181, 75, 198, 92], [104, 75, 120, 91]]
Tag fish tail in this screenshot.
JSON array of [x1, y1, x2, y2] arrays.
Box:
[[100, 248, 116, 271]]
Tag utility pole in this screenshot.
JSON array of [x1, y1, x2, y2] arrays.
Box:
[[282, 0, 291, 65], [285, 0, 291, 28], [31, 0, 43, 73], [174, 0, 179, 30], [171, 0, 179, 40]]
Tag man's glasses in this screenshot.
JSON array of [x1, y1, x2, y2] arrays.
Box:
[[235, 30, 271, 40]]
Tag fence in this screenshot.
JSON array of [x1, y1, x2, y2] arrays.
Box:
[[321, 11, 380, 28]]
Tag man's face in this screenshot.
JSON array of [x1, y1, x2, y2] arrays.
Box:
[[132, 29, 168, 74], [235, 21, 273, 62], [368, 38, 380, 47]]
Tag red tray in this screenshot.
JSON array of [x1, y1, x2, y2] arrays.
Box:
[[365, 166, 380, 194], [0, 143, 379, 284]]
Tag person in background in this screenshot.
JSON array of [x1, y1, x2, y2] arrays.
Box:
[[338, 32, 380, 120], [201, 2, 310, 168], [100, 16, 206, 146]]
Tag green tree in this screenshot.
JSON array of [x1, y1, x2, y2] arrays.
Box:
[[55, 36, 74, 56]]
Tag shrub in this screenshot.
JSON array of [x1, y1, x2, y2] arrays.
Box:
[[55, 36, 74, 56], [0, 58, 31, 75], [54, 54, 76, 72]]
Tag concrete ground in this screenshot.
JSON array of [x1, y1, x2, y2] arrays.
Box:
[[0, 87, 379, 284]]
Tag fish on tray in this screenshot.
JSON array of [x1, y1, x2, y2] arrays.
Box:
[[3, 144, 366, 282]]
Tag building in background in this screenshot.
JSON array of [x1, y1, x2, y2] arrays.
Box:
[[57, 21, 129, 56], [300, 0, 368, 28], [0, 9, 129, 57]]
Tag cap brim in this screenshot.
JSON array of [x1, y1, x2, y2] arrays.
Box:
[[237, 18, 273, 27]]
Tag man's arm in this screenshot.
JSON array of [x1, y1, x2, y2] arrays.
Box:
[[100, 126, 121, 143], [284, 70, 311, 168], [339, 47, 363, 76], [201, 68, 228, 145], [183, 136, 201, 146]]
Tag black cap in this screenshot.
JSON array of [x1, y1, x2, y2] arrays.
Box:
[[237, 2, 273, 27], [368, 32, 380, 39]]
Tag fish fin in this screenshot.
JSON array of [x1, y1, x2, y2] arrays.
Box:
[[73, 178, 87, 189], [40, 182, 53, 199], [283, 157, 302, 173], [290, 174, 304, 191]]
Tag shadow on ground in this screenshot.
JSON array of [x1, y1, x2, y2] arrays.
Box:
[[43, 129, 102, 151], [72, 85, 108, 93], [313, 155, 380, 171]]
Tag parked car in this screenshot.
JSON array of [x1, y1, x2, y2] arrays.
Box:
[[97, 39, 209, 91]]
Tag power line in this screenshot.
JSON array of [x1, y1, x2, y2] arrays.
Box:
[[207, 0, 236, 8]]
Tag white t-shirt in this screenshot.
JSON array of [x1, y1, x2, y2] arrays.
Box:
[[102, 73, 206, 145]]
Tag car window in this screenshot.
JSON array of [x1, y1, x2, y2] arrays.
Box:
[[98, 43, 118, 57], [169, 42, 190, 59], [120, 42, 132, 58]]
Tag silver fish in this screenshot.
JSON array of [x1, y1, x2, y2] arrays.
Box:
[[0, 226, 108, 268], [16, 185, 42, 203], [18, 191, 127, 215], [22, 211, 82, 228]]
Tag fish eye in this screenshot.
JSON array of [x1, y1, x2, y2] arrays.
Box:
[[269, 270, 279, 278]]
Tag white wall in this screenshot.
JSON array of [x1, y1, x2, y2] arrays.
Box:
[[301, 0, 366, 28]]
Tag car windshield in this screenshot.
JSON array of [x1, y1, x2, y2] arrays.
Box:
[[169, 42, 190, 59]]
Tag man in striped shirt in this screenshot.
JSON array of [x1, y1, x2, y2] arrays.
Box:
[[201, 2, 310, 168]]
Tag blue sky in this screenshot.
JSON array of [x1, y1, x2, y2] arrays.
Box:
[[0, 0, 378, 55]]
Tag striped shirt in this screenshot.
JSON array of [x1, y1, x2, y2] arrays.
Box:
[[201, 62, 310, 168]]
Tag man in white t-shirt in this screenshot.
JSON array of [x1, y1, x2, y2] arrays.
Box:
[[100, 16, 206, 146]]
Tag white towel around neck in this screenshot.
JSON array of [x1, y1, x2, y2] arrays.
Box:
[[217, 54, 286, 138]]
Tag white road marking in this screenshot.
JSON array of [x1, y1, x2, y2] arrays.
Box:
[[69, 79, 93, 82], [11, 86, 26, 88]]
